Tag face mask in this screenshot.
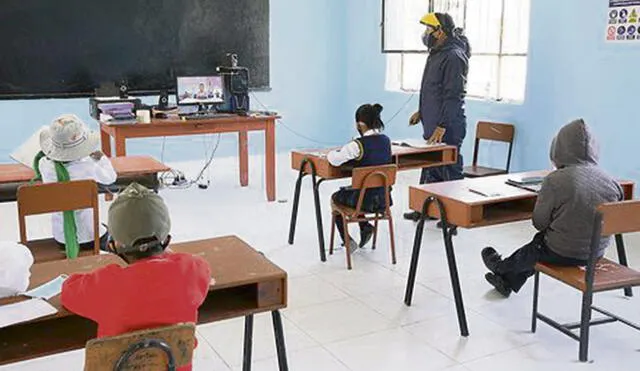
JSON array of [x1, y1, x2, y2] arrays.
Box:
[[422, 31, 438, 49]]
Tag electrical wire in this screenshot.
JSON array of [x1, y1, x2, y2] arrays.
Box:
[[250, 91, 417, 143], [158, 133, 222, 189]]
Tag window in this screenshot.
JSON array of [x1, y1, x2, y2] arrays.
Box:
[[382, 0, 530, 102]]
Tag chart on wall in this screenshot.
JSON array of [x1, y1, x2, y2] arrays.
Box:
[[607, 0, 640, 42]]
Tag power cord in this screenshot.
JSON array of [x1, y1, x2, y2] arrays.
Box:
[[158, 133, 222, 190]]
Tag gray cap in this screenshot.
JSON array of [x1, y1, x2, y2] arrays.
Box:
[[108, 183, 170, 248]]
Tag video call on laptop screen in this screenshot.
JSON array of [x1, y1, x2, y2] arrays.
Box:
[[176, 76, 224, 105]]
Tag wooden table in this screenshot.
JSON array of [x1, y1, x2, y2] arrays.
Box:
[[0, 236, 288, 370], [0, 156, 170, 202], [403, 170, 635, 337], [100, 115, 278, 202], [289, 145, 458, 262]]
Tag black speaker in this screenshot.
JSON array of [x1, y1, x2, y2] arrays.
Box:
[[118, 80, 128, 98], [158, 90, 169, 109]]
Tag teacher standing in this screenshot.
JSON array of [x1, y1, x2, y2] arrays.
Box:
[[404, 12, 471, 221]]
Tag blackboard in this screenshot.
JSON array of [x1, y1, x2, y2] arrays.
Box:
[[0, 0, 269, 99]]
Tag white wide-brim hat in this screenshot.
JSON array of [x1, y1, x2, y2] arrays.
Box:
[[39, 114, 100, 162]]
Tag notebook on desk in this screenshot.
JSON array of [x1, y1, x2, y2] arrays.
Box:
[[391, 139, 446, 149], [505, 174, 544, 193]]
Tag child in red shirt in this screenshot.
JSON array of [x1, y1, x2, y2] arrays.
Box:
[[61, 183, 211, 371]]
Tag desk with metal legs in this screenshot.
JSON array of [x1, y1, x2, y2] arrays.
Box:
[[288, 145, 458, 262], [404, 171, 635, 337]]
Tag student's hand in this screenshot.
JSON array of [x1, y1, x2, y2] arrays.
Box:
[[409, 111, 421, 126], [90, 151, 104, 161], [427, 126, 446, 144]]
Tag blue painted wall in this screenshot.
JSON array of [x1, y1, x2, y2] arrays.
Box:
[[345, 0, 640, 185], [0, 0, 349, 162], [2, 0, 639, 189]]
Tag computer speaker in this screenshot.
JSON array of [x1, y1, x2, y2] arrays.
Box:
[[118, 80, 128, 98], [158, 90, 169, 109]]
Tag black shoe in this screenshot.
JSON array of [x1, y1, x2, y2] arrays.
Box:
[[359, 223, 375, 248], [481, 247, 502, 273], [485, 273, 512, 298], [342, 237, 359, 254], [403, 211, 437, 221], [347, 237, 358, 254]]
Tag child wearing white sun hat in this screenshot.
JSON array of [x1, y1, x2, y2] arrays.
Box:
[[32, 114, 117, 258]]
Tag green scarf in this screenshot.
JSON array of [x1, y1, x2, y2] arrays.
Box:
[[32, 151, 80, 259]]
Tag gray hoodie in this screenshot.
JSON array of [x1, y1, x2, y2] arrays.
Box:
[[532, 119, 623, 260]]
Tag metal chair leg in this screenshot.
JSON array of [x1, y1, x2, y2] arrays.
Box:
[[272, 311, 289, 371], [243, 315, 254, 371], [532, 271, 540, 333], [578, 291, 594, 362], [615, 234, 633, 297]]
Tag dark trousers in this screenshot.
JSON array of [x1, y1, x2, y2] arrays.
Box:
[[496, 233, 587, 292], [332, 189, 384, 244], [420, 152, 464, 184], [57, 232, 110, 252]]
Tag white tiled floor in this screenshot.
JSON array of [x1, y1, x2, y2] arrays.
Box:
[[2, 153, 640, 370]]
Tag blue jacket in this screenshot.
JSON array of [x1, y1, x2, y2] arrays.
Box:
[[419, 31, 470, 147]]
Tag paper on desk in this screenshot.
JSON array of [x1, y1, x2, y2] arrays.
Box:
[[468, 185, 503, 197], [24, 274, 68, 300], [10, 126, 48, 168], [0, 298, 58, 329], [392, 139, 445, 149]]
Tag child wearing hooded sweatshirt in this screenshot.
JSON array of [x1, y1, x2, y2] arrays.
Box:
[[481, 119, 623, 297]]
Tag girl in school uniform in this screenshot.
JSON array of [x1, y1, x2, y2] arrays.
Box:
[[327, 103, 393, 253], [33, 114, 117, 258]]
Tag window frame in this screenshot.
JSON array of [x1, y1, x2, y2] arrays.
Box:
[[381, 0, 528, 102]]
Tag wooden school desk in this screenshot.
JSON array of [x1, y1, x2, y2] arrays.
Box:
[[289, 145, 458, 262], [0, 236, 288, 371], [0, 155, 170, 202], [403, 170, 635, 337], [100, 115, 279, 202]]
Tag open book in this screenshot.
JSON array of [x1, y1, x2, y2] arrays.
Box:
[[10, 126, 47, 169], [391, 138, 445, 149]]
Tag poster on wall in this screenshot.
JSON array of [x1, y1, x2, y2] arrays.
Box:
[[607, 0, 640, 42]]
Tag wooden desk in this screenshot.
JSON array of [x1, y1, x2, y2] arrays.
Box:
[[0, 236, 288, 370], [404, 171, 635, 337], [289, 145, 458, 262], [100, 115, 278, 202], [0, 156, 170, 202]]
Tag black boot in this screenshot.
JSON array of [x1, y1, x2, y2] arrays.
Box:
[[485, 273, 512, 298], [481, 247, 502, 273], [359, 223, 375, 248]]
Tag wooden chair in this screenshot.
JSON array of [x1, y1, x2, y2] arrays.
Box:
[[463, 121, 515, 178], [531, 200, 640, 362], [17, 179, 100, 263], [329, 164, 397, 270], [84, 323, 195, 371]]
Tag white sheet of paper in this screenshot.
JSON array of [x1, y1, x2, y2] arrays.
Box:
[[24, 274, 68, 300], [392, 139, 445, 149], [0, 298, 58, 329], [10, 126, 48, 168]]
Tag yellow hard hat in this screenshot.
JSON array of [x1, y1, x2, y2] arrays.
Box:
[[420, 13, 441, 27]]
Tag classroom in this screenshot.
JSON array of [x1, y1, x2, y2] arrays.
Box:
[[1, 0, 640, 370]]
